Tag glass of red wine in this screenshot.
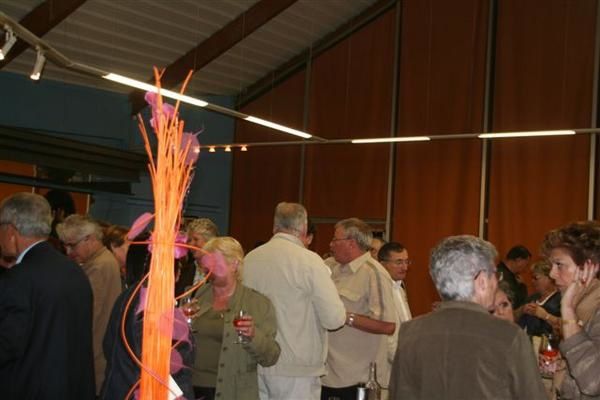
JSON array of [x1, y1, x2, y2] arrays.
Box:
[[233, 309, 250, 344], [180, 297, 199, 327]]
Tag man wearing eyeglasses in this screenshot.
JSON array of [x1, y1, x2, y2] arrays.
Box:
[[377, 242, 412, 400], [56, 214, 121, 396], [388, 235, 546, 400], [322, 218, 397, 400], [378, 242, 412, 323]]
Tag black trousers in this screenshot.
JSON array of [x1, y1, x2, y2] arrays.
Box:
[[321, 385, 360, 400]]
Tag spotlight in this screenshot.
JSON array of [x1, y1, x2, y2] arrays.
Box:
[[240, 145, 248, 152], [30, 48, 46, 80], [209, 146, 216, 153], [224, 146, 231, 152], [0, 26, 16, 61]]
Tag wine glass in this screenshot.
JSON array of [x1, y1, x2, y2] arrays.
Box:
[[180, 296, 199, 327], [233, 309, 250, 344]]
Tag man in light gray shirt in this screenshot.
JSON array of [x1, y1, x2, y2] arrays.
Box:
[[243, 202, 346, 400]]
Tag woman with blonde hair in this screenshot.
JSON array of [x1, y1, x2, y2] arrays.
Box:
[[519, 260, 561, 336], [191, 236, 280, 400]]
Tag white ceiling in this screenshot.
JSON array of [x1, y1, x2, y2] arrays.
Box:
[[0, 0, 378, 99]]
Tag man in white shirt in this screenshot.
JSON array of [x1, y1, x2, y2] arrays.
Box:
[[378, 242, 412, 324], [243, 202, 346, 400]]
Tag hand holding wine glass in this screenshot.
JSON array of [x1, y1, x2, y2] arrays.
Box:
[[233, 309, 254, 344], [180, 296, 200, 326]]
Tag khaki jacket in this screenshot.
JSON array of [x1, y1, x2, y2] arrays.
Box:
[[192, 283, 280, 400], [82, 246, 121, 394]]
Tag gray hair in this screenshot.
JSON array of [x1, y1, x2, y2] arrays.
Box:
[[0, 192, 52, 237], [273, 202, 307, 236], [186, 218, 219, 241], [430, 235, 498, 301], [56, 214, 103, 242], [335, 218, 373, 251]]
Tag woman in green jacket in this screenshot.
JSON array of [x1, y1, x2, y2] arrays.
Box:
[[191, 236, 280, 400]]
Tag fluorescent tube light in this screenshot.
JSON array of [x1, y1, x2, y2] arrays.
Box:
[[478, 130, 575, 139], [103, 73, 209, 107], [244, 116, 312, 139], [352, 136, 430, 144]]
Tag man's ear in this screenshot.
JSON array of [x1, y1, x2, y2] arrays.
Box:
[[473, 271, 484, 291], [473, 270, 489, 299]]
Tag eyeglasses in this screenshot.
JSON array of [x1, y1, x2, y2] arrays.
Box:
[[381, 259, 412, 266], [331, 237, 351, 243], [63, 235, 88, 250]]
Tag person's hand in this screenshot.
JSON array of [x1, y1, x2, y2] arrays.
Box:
[[562, 261, 600, 314], [522, 302, 537, 316], [531, 304, 554, 322], [235, 315, 255, 339]]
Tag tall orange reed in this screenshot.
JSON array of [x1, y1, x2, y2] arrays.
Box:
[[137, 68, 195, 399]]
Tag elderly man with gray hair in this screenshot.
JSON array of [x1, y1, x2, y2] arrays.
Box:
[[322, 218, 397, 400], [243, 202, 346, 400], [389, 235, 546, 400], [0, 192, 95, 399], [56, 214, 121, 396]]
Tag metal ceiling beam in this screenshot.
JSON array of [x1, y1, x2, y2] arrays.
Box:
[[129, 0, 299, 114], [0, 0, 87, 68], [238, 0, 398, 108]]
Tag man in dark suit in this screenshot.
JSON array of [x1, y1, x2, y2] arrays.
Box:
[[0, 192, 95, 400]]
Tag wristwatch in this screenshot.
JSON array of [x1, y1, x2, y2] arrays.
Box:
[[347, 313, 356, 327]]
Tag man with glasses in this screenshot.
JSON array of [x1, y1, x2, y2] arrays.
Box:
[[377, 242, 413, 399], [0, 193, 95, 399], [57, 214, 121, 396], [322, 218, 397, 400], [378, 242, 413, 323], [388, 235, 546, 400]]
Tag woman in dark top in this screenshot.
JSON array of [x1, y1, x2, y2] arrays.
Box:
[[100, 233, 194, 400], [518, 260, 561, 336]]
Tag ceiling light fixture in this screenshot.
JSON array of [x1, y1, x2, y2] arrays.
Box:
[[240, 145, 248, 152], [351, 136, 431, 144], [209, 146, 216, 153], [29, 47, 45, 80], [244, 116, 312, 139], [478, 130, 576, 139], [0, 25, 16, 60], [103, 73, 209, 107], [224, 146, 231, 152]]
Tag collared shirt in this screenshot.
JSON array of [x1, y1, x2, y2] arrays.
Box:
[[323, 252, 397, 388], [389, 300, 547, 400], [392, 280, 412, 323], [15, 240, 44, 265]]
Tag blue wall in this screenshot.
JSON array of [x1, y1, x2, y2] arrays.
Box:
[[0, 71, 234, 233]]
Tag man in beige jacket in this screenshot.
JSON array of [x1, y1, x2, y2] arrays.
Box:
[[57, 215, 121, 395]]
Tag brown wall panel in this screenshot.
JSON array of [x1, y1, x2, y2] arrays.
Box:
[[393, 0, 489, 316], [488, 0, 596, 259], [229, 71, 306, 252], [0, 161, 34, 200], [303, 9, 396, 219]]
